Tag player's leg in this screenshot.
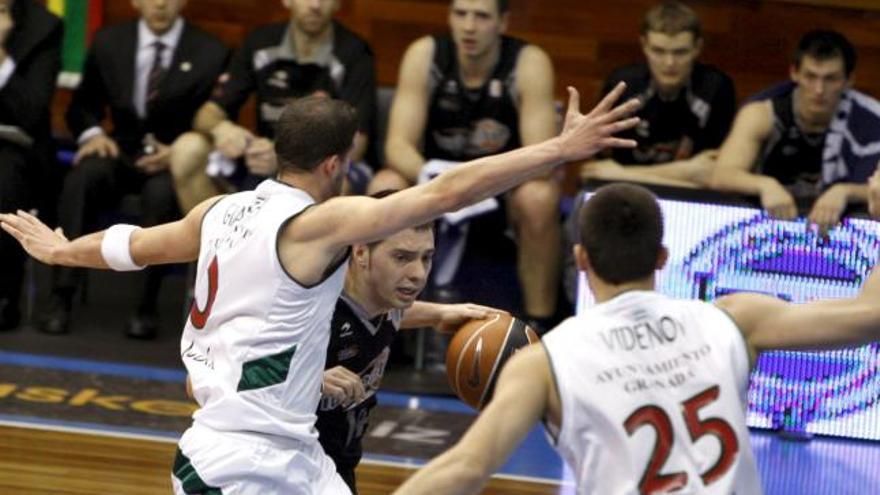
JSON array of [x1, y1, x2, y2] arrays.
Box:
[[169, 132, 221, 213], [508, 177, 562, 332]]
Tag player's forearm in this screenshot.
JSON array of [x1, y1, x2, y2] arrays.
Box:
[[709, 166, 774, 196], [431, 138, 563, 212], [51, 231, 110, 269], [193, 101, 229, 136], [385, 138, 425, 183], [400, 301, 444, 329], [833, 182, 869, 204], [595, 166, 701, 188]]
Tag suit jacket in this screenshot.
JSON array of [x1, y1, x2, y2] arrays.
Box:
[[66, 19, 230, 155], [0, 0, 63, 142]]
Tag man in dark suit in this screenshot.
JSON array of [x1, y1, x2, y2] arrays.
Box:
[[43, 0, 229, 338], [0, 0, 62, 331]]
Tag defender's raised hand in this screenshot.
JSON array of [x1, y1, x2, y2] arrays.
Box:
[[559, 82, 641, 163], [0, 210, 69, 265]]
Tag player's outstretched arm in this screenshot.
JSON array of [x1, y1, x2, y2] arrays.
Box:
[[400, 302, 496, 333], [0, 196, 219, 269], [716, 266, 880, 354], [294, 83, 640, 253], [393, 344, 552, 495]]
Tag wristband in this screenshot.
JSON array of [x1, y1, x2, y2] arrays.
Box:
[[100, 224, 145, 271]]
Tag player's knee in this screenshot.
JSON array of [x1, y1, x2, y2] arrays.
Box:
[[512, 179, 561, 230], [367, 168, 411, 195], [170, 132, 212, 182]]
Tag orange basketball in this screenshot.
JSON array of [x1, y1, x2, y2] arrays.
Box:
[[446, 313, 540, 410]]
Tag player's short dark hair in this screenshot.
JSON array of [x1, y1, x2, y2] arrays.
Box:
[[450, 0, 508, 15], [641, 1, 702, 40], [274, 97, 359, 172], [794, 29, 856, 77], [578, 184, 663, 285], [367, 190, 436, 250]]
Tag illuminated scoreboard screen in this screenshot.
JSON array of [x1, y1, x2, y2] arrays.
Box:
[[574, 190, 880, 440]]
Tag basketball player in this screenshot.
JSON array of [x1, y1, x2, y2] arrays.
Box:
[[0, 86, 640, 494], [316, 210, 494, 493], [394, 183, 880, 495], [179, 213, 494, 493]]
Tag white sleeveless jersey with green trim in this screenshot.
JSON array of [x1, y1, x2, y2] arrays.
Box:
[[182, 179, 348, 443], [542, 291, 761, 495]]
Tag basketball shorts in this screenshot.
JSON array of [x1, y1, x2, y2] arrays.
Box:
[[172, 422, 352, 495]]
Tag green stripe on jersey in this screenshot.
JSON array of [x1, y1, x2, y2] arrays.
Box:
[[237, 344, 298, 392]]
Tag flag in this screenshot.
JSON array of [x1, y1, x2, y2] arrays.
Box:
[[47, 0, 104, 79]]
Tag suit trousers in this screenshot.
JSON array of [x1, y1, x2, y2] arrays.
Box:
[[0, 143, 36, 305], [52, 153, 179, 311]]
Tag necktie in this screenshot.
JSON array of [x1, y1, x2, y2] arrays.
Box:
[[146, 41, 167, 108]]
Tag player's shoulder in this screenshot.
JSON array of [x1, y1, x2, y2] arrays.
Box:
[[331, 21, 374, 57], [404, 35, 436, 60], [515, 43, 553, 73], [242, 21, 288, 51], [734, 99, 775, 135]]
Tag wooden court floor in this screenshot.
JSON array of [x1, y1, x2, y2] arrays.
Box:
[[0, 424, 562, 494]]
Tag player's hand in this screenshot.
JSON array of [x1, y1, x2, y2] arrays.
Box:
[[435, 304, 498, 334], [322, 366, 366, 407], [211, 121, 252, 159], [558, 83, 641, 163], [0, 210, 69, 265], [758, 180, 797, 220], [868, 167, 880, 218], [135, 140, 171, 174], [74, 134, 120, 164], [244, 138, 277, 176], [808, 184, 848, 236]]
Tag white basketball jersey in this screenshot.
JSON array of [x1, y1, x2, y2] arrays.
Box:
[[182, 179, 348, 443], [542, 291, 761, 495]]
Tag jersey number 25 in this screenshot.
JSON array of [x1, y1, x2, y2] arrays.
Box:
[[624, 385, 739, 494]]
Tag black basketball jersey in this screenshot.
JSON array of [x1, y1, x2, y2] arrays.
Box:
[[423, 35, 524, 161], [758, 89, 825, 192], [601, 62, 736, 165], [315, 293, 402, 474]]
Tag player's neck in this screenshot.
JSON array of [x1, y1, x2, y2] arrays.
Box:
[[290, 21, 333, 60], [458, 41, 501, 88], [590, 276, 655, 304], [275, 171, 331, 203]]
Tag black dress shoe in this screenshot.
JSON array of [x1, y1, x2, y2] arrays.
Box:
[[125, 312, 158, 340], [0, 299, 21, 332], [39, 295, 72, 335]]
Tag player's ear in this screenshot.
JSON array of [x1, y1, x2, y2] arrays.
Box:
[[573, 244, 589, 272], [656, 245, 669, 271], [352, 244, 369, 269], [319, 154, 339, 178]]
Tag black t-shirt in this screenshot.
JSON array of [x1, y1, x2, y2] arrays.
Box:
[[212, 21, 376, 139], [424, 34, 524, 161], [758, 87, 824, 192], [601, 62, 736, 164], [315, 294, 401, 489]]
